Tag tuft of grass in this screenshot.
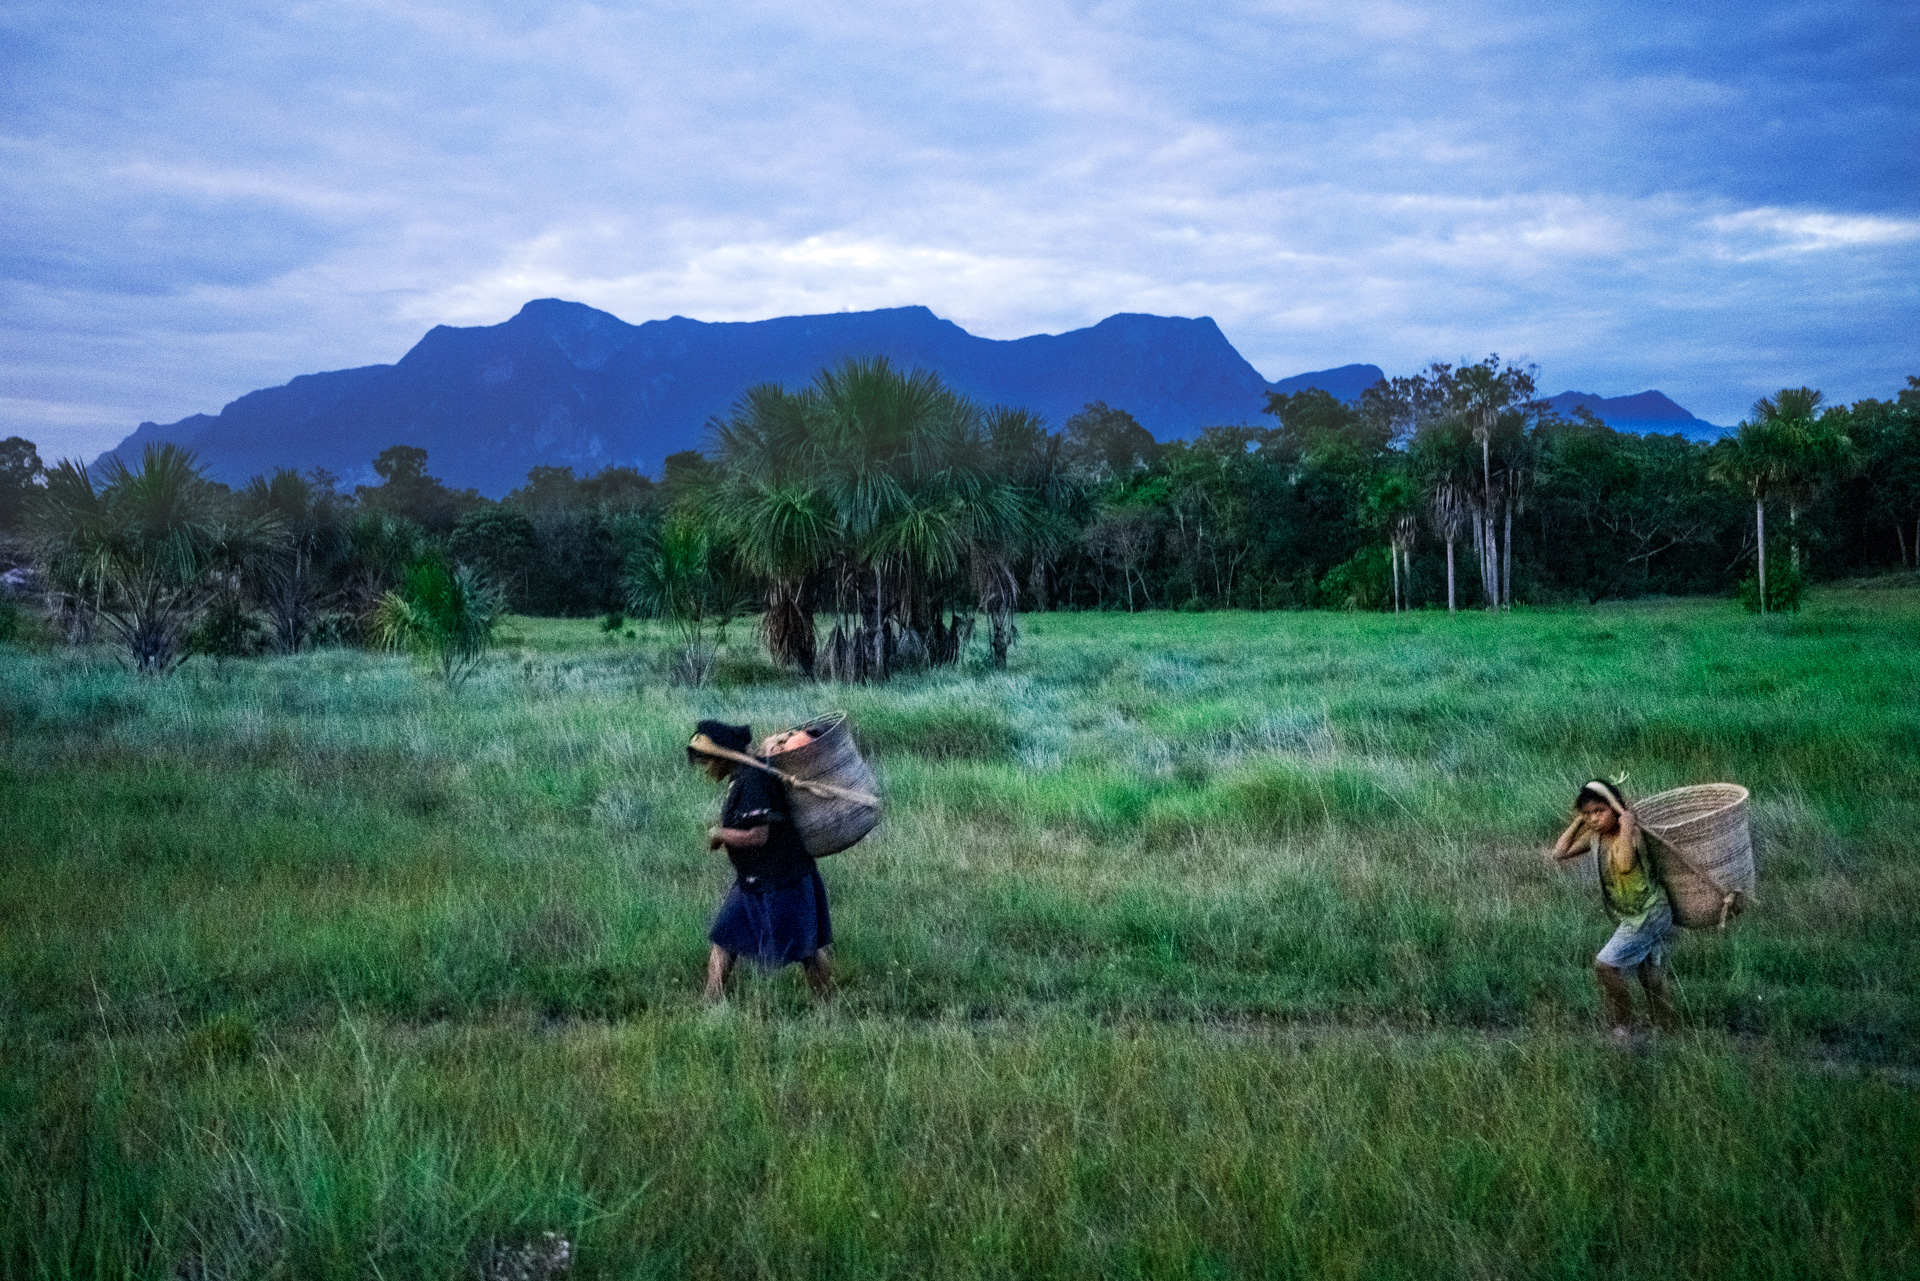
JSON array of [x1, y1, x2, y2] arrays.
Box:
[[855, 694, 1025, 762]]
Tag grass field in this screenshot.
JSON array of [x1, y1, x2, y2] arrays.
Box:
[[3, 589, 1918, 1277]]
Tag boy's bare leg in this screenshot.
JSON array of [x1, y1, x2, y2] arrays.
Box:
[[1637, 959, 1678, 1032], [801, 953, 835, 1003], [1594, 962, 1636, 1039], [706, 946, 733, 1002]]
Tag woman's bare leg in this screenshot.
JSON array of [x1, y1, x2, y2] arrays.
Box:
[[706, 946, 733, 1001], [801, 953, 835, 1003]]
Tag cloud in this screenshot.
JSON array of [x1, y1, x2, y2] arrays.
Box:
[[1709, 208, 1920, 259]]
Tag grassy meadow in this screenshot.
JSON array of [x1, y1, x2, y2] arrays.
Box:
[[3, 588, 1918, 1277]]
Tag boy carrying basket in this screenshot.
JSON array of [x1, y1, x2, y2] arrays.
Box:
[[1548, 779, 1678, 1042]]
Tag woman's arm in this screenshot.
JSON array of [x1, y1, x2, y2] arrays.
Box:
[[710, 823, 770, 850]]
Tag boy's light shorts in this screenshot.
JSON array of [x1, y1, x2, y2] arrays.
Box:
[[1597, 899, 1674, 969]]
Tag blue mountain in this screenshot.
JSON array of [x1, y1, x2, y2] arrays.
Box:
[[1269, 364, 1384, 403], [1546, 389, 1730, 442], [93, 301, 1382, 497]]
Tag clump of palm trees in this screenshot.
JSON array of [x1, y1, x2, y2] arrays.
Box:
[[31, 445, 230, 673], [26, 443, 500, 678], [702, 357, 1051, 679]]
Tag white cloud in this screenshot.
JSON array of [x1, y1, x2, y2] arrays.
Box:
[[1709, 207, 1920, 259]]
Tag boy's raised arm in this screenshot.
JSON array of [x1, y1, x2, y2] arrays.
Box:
[[1549, 815, 1588, 860]]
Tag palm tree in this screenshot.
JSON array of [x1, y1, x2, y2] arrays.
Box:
[[1752, 388, 1819, 567], [627, 515, 730, 684], [984, 406, 1079, 616], [243, 469, 348, 653], [341, 510, 425, 624], [709, 384, 833, 675], [1751, 388, 1853, 569], [30, 444, 221, 674], [1429, 483, 1467, 614], [1713, 388, 1851, 612], [1712, 419, 1800, 614], [1366, 472, 1420, 613], [197, 500, 285, 660], [1410, 414, 1477, 615], [974, 407, 1060, 664], [1496, 421, 1540, 609]]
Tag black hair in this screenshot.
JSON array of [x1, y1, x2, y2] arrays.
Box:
[[688, 720, 752, 766], [1576, 779, 1627, 811]]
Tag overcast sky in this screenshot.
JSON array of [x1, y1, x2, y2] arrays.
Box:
[[3, 0, 1915, 462]]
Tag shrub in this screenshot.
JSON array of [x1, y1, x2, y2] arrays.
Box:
[[372, 554, 503, 684], [626, 517, 728, 685], [190, 596, 268, 659], [1737, 559, 1805, 613], [307, 610, 363, 648], [1318, 547, 1391, 610], [32, 445, 225, 674]]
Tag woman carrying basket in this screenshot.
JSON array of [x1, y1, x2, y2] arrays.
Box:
[[1548, 779, 1678, 1041], [687, 720, 834, 1003]]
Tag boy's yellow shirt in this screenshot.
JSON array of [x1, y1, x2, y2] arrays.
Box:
[[1592, 828, 1667, 925]]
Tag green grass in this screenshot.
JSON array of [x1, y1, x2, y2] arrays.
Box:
[[3, 589, 1918, 1277]]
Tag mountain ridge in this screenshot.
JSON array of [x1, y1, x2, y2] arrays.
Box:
[[96, 301, 1388, 496]]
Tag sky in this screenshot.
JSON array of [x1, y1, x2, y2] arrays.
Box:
[[2, 0, 1916, 463]]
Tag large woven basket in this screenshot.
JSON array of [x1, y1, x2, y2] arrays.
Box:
[[1634, 783, 1756, 929], [771, 712, 881, 857]]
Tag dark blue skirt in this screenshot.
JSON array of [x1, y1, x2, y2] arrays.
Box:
[[708, 866, 832, 968]]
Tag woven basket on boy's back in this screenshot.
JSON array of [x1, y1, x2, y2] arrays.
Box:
[[1634, 783, 1757, 929]]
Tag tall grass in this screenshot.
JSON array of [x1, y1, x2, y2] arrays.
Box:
[[3, 587, 1917, 1275], [4, 1017, 1912, 1279]]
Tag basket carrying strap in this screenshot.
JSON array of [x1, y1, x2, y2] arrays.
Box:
[[1633, 814, 1742, 929], [692, 740, 881, 808]]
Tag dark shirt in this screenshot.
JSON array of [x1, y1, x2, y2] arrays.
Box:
[[722, 765, 813, 888]]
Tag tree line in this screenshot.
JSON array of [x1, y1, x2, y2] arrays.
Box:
[[1, 357, 1915, 679]]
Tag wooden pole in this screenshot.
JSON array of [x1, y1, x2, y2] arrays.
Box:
[[689, 737, 881, 807]]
